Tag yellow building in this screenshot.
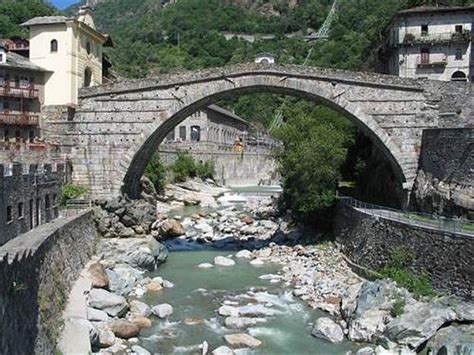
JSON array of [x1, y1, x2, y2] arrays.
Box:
[[21, 6, 110, 107]]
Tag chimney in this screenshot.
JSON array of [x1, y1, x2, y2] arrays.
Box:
[[0, 45, 6, 64]]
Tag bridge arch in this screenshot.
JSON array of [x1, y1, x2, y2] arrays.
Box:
[[120, 84, 407, 199], [66, 64, 469, 200]]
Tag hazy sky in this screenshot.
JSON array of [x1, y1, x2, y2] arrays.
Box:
[[50, 0, 78, 9]]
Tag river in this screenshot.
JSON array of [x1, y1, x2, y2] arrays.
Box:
[[136, 186, 363, 354]]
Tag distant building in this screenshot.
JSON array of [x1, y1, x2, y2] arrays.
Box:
[[382, 5, 473, 82], [255, 53, 276, 64], [21, 6, 112, 106], [164, 105, 250, 147]]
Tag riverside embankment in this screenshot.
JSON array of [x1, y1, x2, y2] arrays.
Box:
[[60, 178, 474, 355]]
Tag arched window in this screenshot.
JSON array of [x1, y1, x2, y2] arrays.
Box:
[[86, 42, 91, 55], [451, 71, 467, 82], [84, 68, 92, 87], [50, 39, 58, 52]]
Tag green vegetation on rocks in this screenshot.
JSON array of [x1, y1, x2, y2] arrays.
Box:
[[60, 184, 87, 206]]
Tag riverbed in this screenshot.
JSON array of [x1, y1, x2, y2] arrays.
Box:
[[139, 248, 361, 354]]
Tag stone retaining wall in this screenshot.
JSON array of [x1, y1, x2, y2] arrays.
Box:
[[0, 211, 97, 354], [335, 203, 473, 299], [158, 148, 279, 186]]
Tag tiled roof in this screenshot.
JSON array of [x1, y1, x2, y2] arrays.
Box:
[[0, 52, 48, 72], [206, 104, 249, 125], [20, 16, 71, 27]]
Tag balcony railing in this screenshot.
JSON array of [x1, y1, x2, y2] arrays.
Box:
[[416, 55, 448, 67], [0, 82, 39, 99], [0, 113, 39, 125], [398, 30, 472, 46]]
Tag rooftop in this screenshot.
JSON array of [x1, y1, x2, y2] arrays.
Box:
[[205, 104, 249, 126], [0, 51, 48, 72], [20, 16, 71, 27], [396, 5, 474, 16]]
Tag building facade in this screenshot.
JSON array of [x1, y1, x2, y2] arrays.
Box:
[[383, 5, 473, 82], [0, 47, 47, 156], [21, 6, 110, 106], [163, 104, 251, 149]]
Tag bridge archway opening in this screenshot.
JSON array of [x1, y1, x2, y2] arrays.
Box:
[[122, 84, 407, 206]]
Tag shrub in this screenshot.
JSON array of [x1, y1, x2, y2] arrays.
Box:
[[380, 247, 435, 299], [144, 153, 167, 193], [170, 151, 197, 182], [390, 298, 405, 317], [60, 184, 86, 206], [196, 160, 215, 180]]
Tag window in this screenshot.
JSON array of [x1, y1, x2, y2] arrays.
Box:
[[421, 24, 428, 36], [18, 202, 24, 219], [84, 68, 92, 87], [455, 25, 463, 33], [45, 195, 51, 210], [166, 129, 175, 141], [451, 71, 467, 82], [179, 126, 186, 141], [50, 39, 58, 52], [86, 41, 91, 55], [420, 48, 430, 65], [0, 54, 3, 62], [191, 126, 201, 142], [6, 206, 12, 223], [455, 48, 463, 60]]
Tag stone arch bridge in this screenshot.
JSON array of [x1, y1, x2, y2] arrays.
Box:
[[45, 64, 472, 200]]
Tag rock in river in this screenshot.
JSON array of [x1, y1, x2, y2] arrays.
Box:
[[214, 256, 235, 267], [123, 237, 168, 271], [212, 346, 234, 355], [311, 317, 344, 343], [159, 219, 186, 238], [152, 303, 174, 319], [88, 288, 128, 317], [87, 262, 109, 289], [224, 333, 262, 348], [130, 300, 152, 317], [235, 250, 252, 259], [109, 319, 140, 339]]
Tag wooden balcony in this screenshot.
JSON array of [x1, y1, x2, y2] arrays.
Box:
[[416, 55, 448, 68], [0, 82, 39, 99], [0, 113, 39, 125]]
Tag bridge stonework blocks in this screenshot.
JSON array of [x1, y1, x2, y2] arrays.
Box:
[[42, 64, 472, 200]]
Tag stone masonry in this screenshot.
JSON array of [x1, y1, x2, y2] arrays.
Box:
[[41, 63, 472, 200], [335, 203, 473, 299]]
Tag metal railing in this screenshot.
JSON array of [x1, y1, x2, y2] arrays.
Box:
[[0, 83, 39, 99], [340, 196, 474, 237], [399, 30, 472, 45]]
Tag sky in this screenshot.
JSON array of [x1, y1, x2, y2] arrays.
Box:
[[50, 0, 78, 10]]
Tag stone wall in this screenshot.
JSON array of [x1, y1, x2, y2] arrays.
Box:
[[335, 203, 473, 299], [410, 128, 473, 217], [0, 211, 97, 354], [158, 147, 279, 185], [0, 162, 65, 245]]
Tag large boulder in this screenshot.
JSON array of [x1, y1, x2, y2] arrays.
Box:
[[384, 301, 458, 350], [130, 300, 152, 317], [224, 333, 262, 348], [212, 346, 234, 355], [123, 237, 168, 271], [425, 324, 474, 355], [311, 317, 344, 343], [346, 280, 410, 343], [88, 289, 128, 317], [152, 303, 174, 319], [106, 266, 139, 296], [87, 307, 109, 322], [158, 219, 186, 238], [109, 319, 140, 339], [73, 319, 99, 348], [87, 262, 109, 289]]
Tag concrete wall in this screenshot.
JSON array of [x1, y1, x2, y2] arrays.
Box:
[[335, 203, 473, 299], [0, 211, 97, 354], [158, 147, 279, 185]]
